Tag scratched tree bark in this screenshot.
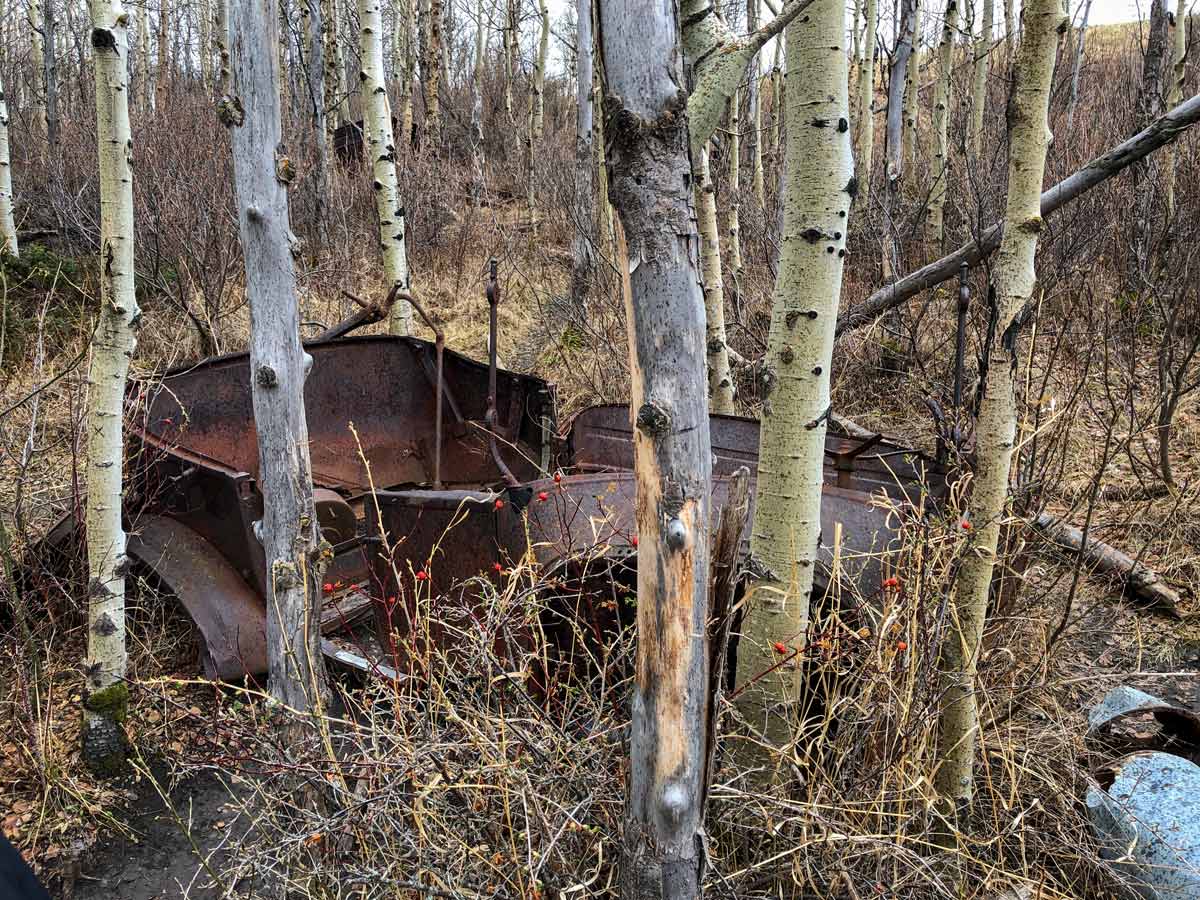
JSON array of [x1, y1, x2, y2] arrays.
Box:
[[224, 0, 330, 714], [597, 0, 712, 895]]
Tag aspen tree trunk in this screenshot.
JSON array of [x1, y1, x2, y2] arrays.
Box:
[[137, 0, 150, 107], [1164, 0, 1185, 218], [1064, 0, 1090, 132], [901, 0, 922, 180], [0, 72, 18, 258], [1002, 0, 1013, 57], [597, 1, 713, 893], [969, 0, 993, 156], [157, 0, 169, 108], [1131, 0, 1169, 283], [304, 0, 330, 248], [216, 0, 229, 96], [696, 145, 735, 414], [886, 0, 916, 182], [734, 0, 853, 749], [199, 0, 211, 89], [934, 0, 1061, 826], [469, 0, 485, 197], [729, 92, 743, 276], [225, 0, 331, 714], [1141, 0, 1169, 123], [502, 0, 515, 122], [531, 0, 547, 140], [359, 0, 412, 334], [856, 0, 878, 186], [928, 0, 958, 244], [423, 0, 442, 144], [568, 0, 596, 311], [395, 0, 414, 142], [43, 0, 58, 151], [30, 0, 47, 135], [748, 0, 766, 209], [83, 0, 137, 776]]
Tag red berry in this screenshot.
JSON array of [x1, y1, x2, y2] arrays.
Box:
[[492, 562, 504, 573], [553, 472, 562, 484], [416, 570, 428, 581], [537, 491, 549, 502], [322, 583, 334, 594], [961, 520, 972, 531], [896, 640, 908, 651], [631, 535, 638, 547], [494, 498, 504, 510], [883, 577, 900, 589], [772, 641, 787, 654]]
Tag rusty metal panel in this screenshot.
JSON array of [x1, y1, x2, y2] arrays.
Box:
[[566, 404, 949, 501], [126, 515, 268, 680]]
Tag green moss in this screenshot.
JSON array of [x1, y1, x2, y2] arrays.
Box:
[[84, 681, 130, 724]]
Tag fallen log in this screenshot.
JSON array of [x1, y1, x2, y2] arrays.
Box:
[[836, 92, 1200, 338], [1032, 512, 1182, 617]]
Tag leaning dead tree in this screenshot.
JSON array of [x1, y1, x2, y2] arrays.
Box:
[[735, 0, 853, 752], [359, 0, 413, 335], [835, 91, 1200, 337], [598, 0, 713, 894], [935, 0, 1063, 829], [225, 0, 330, 713], [82, 0, 138, 775]]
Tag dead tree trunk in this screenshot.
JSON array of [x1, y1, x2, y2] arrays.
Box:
[[302, 0, 330, 250], [225, 0, 331, 714], [597, 1, 713, 895], [569, 0, 596, 311], [886, 0, 917, 183]]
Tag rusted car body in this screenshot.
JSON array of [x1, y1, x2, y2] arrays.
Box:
[[39, 332, 948, 683]]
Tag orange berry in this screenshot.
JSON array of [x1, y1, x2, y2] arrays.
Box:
[[896, 640, 908, 651], [773, 641, 788, 654]]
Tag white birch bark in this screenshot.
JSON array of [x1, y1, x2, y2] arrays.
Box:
[[856, 0, 878, 187], [934, 0, 1062, 822], [225, 0, 331, 713], [359, 0, 412, 334], [969, 0, 993, 156], [199, 0, 211, 88], [928, 0, 958, 244], [597, 1, 712, 892], [0, 72, 19, 258], [734, 0, 853, 747], [83, 0, 138, 775], [747, 0, 766, 208]]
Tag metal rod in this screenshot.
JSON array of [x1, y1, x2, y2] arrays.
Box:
[[485, 259, 519, 487]]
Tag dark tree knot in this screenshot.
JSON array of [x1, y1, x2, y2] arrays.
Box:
[[636, 403, 670, 437], [256, 365, 278, 388]]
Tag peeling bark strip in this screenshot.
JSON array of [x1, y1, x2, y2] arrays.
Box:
[[83, 0, 138, 776], [935, 0, 1063, 829], [226, 0, 330, 714], [735, 0, 853, 753], [358, 0, 413, 335], [598, 2, 713, 896], [835, 91, 1200, 338]]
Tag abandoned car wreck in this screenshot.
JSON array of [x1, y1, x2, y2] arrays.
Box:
[[33, 331, 950, 687]]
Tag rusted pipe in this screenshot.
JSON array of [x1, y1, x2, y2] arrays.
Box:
[[485, 259, 519, 487]]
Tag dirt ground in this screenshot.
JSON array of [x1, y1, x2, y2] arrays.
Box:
[[60, 764, 244, 900]]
